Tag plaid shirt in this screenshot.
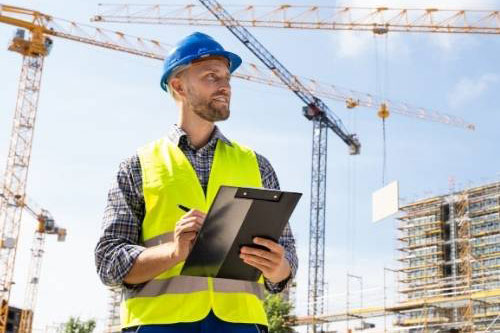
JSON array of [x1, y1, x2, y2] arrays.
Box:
[[95, 125, 297, 293]]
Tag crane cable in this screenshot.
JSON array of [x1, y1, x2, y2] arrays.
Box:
[[382, 34, 389, 185], [347, 73, 357, 270], [347, 103, 357, 268], [383, 34, 389, 186], [374, 33, 389, 186]]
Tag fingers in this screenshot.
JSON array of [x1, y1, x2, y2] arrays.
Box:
[[175, 212, 206, 246], [178, 231, 197, 242], [177, 216, 204, 229], [239, 238, 288, 280], [240, 253, 273, 268], [176, 215, 204, 232], [175, 217, 203, 244], [181, 209, 206, 219], [175, 221, 202, 237], [240, 246, 280, 263], [171, 210, 206, 260], [240, 255, 273, 273], [252, 237, 284, 255]]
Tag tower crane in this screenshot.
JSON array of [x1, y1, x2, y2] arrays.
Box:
[[93, 4, 500, 35], [0, 4, 477, 333], [190, 2, 355, 332], [0, 184, 66, 333], [15, 201, 66, 333]]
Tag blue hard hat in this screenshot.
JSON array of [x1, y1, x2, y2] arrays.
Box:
[[160, 32, 242, 92]]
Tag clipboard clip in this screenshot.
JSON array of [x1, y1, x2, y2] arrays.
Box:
[[235, 188, 282, 202]]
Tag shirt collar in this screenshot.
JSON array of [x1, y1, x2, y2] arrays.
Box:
[[167, 124, 232, 148]]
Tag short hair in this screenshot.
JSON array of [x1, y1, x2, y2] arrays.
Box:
[[167, 64, 190, 101]]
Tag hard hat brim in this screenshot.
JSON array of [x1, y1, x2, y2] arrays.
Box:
[[160, 50, 242, 92]]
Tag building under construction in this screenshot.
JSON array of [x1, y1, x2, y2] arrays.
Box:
[[395, 181, 500, 332]]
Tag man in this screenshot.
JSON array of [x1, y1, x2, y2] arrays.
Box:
[[95, 32, 297, 333]]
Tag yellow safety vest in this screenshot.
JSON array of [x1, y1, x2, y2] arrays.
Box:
[[121, 137, 268, 328]]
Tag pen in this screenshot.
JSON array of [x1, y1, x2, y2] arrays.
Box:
[[178, 204, 191, 212]]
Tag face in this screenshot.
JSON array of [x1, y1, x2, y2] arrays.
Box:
[[174, 57, 231, 122]]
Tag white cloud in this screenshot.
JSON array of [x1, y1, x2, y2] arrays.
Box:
[[430, 34, 454, 53], [336, 31, 373, 58], [337, 0, 497, 8], [448, 73, 499, 108], [332, 0, 497, 58], [335, 30, 410, 60]]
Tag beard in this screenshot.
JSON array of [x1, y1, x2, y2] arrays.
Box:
[[185, 84, 230, 122]]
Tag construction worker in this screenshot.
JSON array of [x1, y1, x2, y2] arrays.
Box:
[[95, 32, 297, 333]]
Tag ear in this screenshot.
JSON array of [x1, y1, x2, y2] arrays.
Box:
[[170, 77, 186, 98]]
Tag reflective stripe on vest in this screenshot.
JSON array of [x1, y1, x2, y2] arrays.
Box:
[[121, 137, 268, 328]]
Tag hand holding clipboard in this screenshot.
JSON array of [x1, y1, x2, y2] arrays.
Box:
[[180, 186, 301, 281]]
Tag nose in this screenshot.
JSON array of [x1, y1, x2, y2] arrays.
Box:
[[219, 79, 231, 95]]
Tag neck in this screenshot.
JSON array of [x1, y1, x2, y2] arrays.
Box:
[[177, 103, 215, 149]]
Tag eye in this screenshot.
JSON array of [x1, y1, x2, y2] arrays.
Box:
[[206, 73, 217, 81]]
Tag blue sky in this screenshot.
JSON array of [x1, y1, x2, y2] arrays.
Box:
[[0, 0, 499, 331]]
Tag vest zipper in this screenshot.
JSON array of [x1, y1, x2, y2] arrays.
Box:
[[208, 276, 214, 306]]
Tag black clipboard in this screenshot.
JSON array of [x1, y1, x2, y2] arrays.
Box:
[[180, 186, 302, 281]]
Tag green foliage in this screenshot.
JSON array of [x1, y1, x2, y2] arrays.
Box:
[[263, 293, 296, 333], [63, 317, 96, 333]]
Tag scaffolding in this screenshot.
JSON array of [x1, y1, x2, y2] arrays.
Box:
[[395, 181, 500, 332], [105, 287, 121, 333], [292, 180, 499, 332]]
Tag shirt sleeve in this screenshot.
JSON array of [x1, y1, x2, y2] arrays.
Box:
[[255, 153, 298, 294], [94, 154, 146, 287]]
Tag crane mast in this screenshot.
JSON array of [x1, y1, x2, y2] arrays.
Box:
[[0, 184, 66, 333], [18, 207, 66, 333], [18, 231, 44, 333], [196, 1, 359, 331], [0, 25, 51, 332]]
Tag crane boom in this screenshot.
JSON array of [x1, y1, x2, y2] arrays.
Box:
[[0, 4, 169, 59], [93, 4, 500, 35], [237, 63, 475, 130]]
